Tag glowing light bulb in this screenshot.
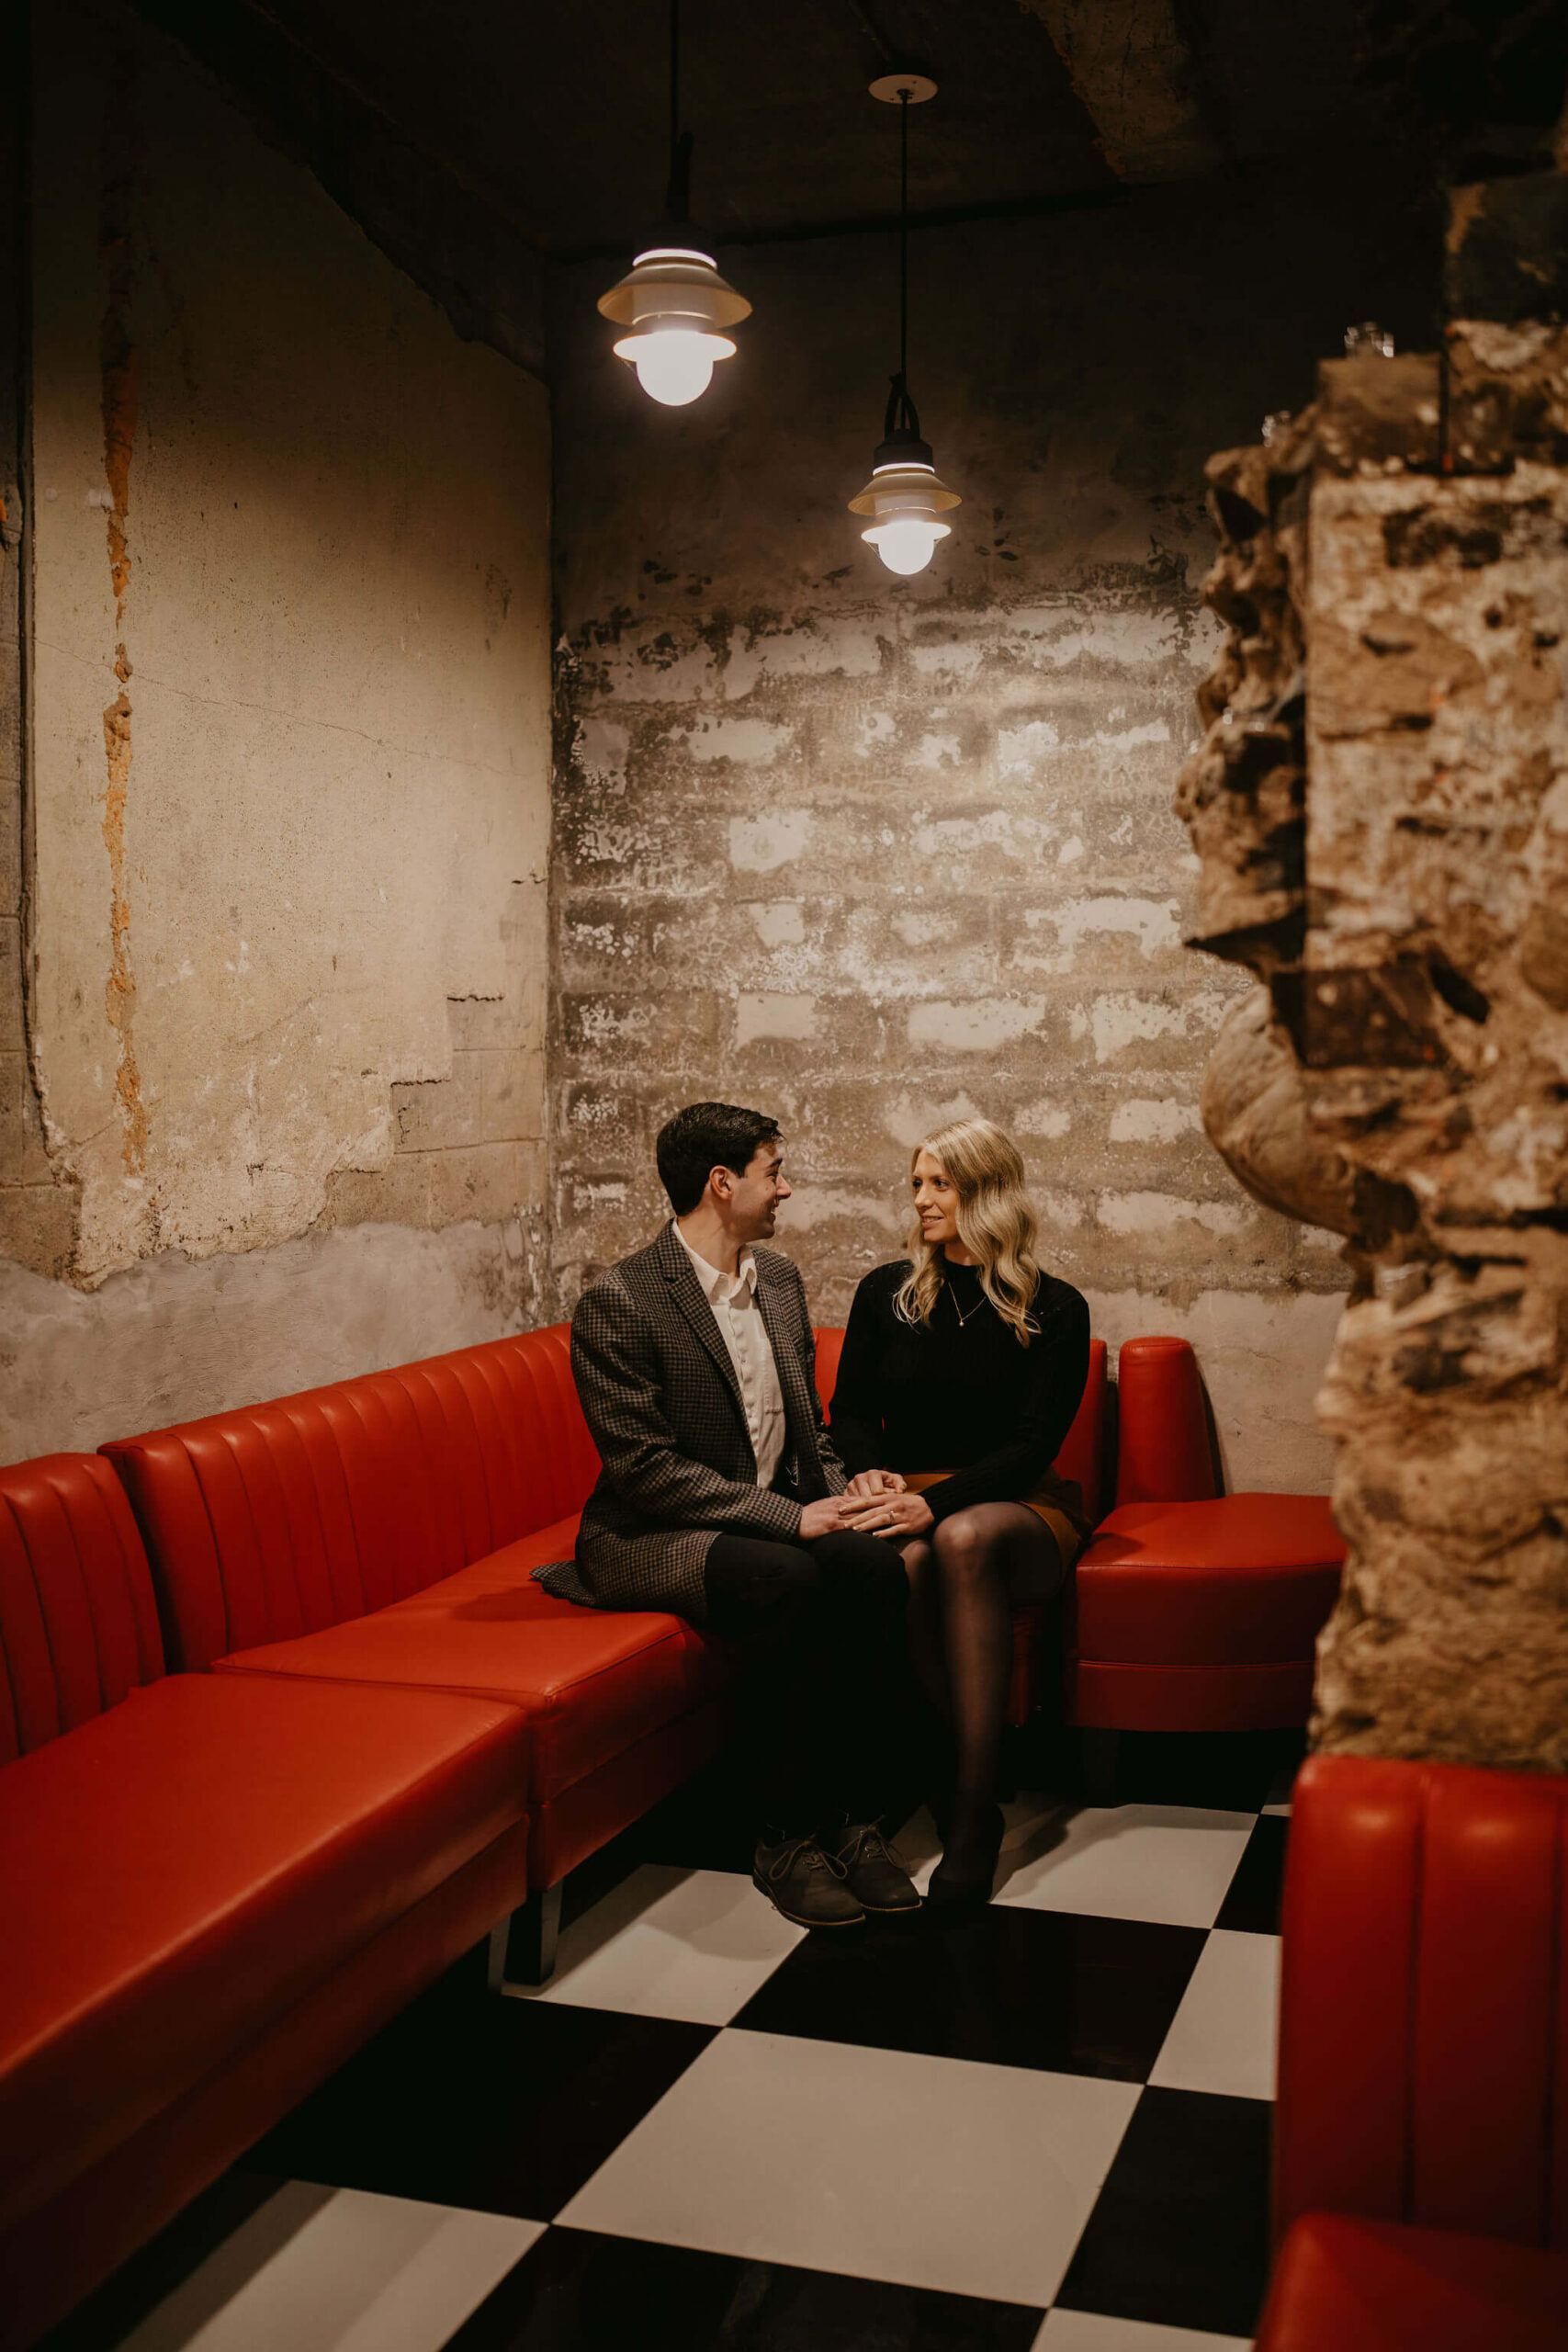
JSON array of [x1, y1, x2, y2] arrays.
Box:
[[613, 327, 737, 407], [629, 330, 712, 407], [863, 516, 950, 575]]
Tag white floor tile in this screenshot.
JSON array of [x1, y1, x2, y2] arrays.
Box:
[[1148, 1928, 1280, 2102], [508, 1864, 805, 2025], [995, 1805, 1256, 1929], [1035, 2309, 1254, 2350], [558, 2027, 1139, 2308], [119, 2184, 541, 2352]]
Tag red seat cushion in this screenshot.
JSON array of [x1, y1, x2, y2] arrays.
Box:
[[213, 1518, 731, 1803], [1257, 2214, 1568, 2352], [0, 1674, 528, 2230], [1076, 1494, 1345, 1666]]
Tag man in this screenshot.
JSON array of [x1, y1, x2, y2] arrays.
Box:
[[537, 1102, 919, 1930]]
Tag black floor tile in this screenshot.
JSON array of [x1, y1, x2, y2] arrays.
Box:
[[248, 1960, 711, 2220], [731, 1903, 1205, 2083], [33, 2170, 287, 2352], [631, 1755, 763, 1874], [1214, 1814, 1290, 1936], [1054, 2085, 1273, 2339], [445, 2224, 1045, 2351], [1108, 1727, 1300, 1813]]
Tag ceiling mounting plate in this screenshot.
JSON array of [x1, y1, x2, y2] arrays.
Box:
[[869, 69, 938, 104]]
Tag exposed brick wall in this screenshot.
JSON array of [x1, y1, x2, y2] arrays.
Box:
[[549, 583, 1328, 1328]]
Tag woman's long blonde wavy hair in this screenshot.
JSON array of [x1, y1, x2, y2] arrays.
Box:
[[894, 1116, 1043, 1348]]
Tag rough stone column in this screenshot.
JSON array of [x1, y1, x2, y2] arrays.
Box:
[[1177, 174, 1568, 1773]]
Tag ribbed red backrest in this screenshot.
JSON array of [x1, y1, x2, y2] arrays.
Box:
[[817, 1329, 1111, 1527], [102, 1324, 601, 1672], [1056, 1338, 1109, 1523], [1277, 1753, 1568, 2250], [812, 1327, 845, 1411], [1114, 1334, 1219, 1504], [0, 1455, 164, 1764]]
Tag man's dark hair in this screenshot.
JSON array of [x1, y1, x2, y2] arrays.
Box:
[[656, 1102, 782, 1217]]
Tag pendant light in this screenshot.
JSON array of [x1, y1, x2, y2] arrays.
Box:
[[849, 70, 960, 575], [596, 0, 750, 407]]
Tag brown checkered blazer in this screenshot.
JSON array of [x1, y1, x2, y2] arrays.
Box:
[[536, 1222, 847, 1622]]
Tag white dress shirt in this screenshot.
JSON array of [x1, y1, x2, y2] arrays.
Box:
[[672, 1220, 788, 1489]]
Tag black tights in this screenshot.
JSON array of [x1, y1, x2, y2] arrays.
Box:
[[898, 1503, 1065, 1805], [704, 1528, 910, 1837]]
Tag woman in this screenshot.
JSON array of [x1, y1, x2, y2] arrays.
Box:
[[832, 1116, 1090, 1910]]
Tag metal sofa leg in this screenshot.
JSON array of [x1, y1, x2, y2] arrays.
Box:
[[1082, 1727, 1120, 1806], [488, 1883, 564, 1993]]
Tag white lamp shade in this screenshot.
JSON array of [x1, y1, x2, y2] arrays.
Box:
[[599, 247, 750, 405]]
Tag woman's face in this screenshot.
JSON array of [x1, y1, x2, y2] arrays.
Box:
[[912, 1149, 962, 1248]]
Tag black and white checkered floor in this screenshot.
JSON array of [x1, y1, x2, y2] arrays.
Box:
[[51, 1737, 1297, 2352]]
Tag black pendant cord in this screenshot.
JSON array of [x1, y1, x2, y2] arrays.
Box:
[[664, 0, 694, 223], [898, 87, 909, 386], [880, 88, 920, 447]]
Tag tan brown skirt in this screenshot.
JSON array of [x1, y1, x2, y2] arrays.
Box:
[[902, 1472, 1087, 1572]]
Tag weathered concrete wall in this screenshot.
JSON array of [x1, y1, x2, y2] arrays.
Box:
[[0, 1216, 547, 1462], [0, 27, 44, 1275], [548, 180, 1431, 1488], [1, 1, 551, 1460]]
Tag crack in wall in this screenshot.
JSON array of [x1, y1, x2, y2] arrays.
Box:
[[97, 52, 145, 1180]]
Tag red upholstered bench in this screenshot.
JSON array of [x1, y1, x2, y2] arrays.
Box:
[[0, 1453, 528, 2352], [102, 1322, 739, 1981], [817, 1329, 1111, 1728], [1069, 1336, 1345, 1763], [1256, 1753, 1568, 2349]]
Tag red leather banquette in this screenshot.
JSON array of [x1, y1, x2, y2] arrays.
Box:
[[0, 1453, 530, 2351], [1258, 1753, 1568, 2349], [1069, 1335, 1345, 1735], [101, 1325, 736, 1903]]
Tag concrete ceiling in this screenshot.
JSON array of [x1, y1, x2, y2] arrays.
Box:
[[230, 0, 1399, 254]]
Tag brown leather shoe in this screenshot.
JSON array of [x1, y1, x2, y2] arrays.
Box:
[[829, 1819, 922, 1914], [753, 1832, 865, 1929]]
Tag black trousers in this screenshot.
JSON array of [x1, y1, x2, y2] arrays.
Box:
[[703, 1527, 910, 1837]]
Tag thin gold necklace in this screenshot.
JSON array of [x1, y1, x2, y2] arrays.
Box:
[[946, 1269, 988, 1327]]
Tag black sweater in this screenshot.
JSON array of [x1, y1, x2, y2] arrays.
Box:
[[829, 1258, 1091, 1526]]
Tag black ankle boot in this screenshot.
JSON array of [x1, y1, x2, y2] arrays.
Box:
[[926, 1792, 1004, 1913]]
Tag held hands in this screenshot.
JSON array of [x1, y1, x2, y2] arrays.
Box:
[[838, 1485, 934, 1539], [798, 1471, 928, 1542], [844, 1469, 908, 1500]]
